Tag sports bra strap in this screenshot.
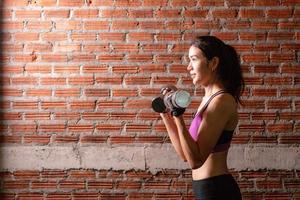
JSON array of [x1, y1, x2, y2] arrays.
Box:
[[198, 90, 227, 115]]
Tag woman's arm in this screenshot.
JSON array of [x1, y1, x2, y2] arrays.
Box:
[[160, 112, 187, 161], [173, 96, 234, 169]]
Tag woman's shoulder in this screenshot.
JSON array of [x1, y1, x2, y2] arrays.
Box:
[[206, 92, 237, 115]]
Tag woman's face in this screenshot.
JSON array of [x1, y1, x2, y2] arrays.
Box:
[[187, 46, 214, 86]]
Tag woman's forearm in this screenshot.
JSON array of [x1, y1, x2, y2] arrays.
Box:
[[160, 113, 187, 161], [173, 116, 204, 169]]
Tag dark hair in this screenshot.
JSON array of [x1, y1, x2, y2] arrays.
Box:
[[191, 36, 245, 104]]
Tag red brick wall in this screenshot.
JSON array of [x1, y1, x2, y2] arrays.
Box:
[[0, 0, 299, 199]]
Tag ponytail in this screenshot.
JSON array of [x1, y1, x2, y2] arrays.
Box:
[[191, 36, 245, 104]]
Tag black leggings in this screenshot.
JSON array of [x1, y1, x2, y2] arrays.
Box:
[[192, 174, 242, 200]]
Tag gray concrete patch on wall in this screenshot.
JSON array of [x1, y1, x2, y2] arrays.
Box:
[[0, 145, 299, 171]]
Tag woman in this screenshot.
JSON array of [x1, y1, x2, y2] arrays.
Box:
[[160, 36, 244, 200]]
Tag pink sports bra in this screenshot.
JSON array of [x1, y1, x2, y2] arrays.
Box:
[[188, 90, 234, 153]]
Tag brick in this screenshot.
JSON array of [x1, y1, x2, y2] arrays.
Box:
[[171, 0, 197, 6], [279, 136, 300, 144], [41, 170, 67, 179], [225, 21, 251, 30], [54, 65, 80, 73], [213, 32, 238, 41], [266, 9, 293, 18], [199, 0, 225, 6], [68, 124, 94, 132], [59, 181, 85, 189], [59, 0, 85, 6], [88, 0, 114, 6], [115, 0, 142, 6], [54, 112, 80, 120], [98, 54, 124, 62], [23, 135, 51, 145], [73, 9, 98, 18], [83, 21, 109, 30], [264, 192, 292, 200], [267, 123, 293, 133], [112, 65, 139, 73], [279, 21, 300, 29], [254, 44, 279, 52], [31, 181, 57, 189], [112, 44, 139, 53], [101, 9, 127, 18], [267, 100, 291, 109], [39, 124, 65, 133], [126, 124, 151, 132], [281, 88, 300, 96], [54, 135, 79, 143], [87, 181, 113, 189], [111, 20, 138, 30], [128, 32, 153, 41], [136, 136, 165, 143], [127, 54, 153, 62], [27, 21, 52, 30], [116, 181, 141, 189], [41, 101, 67, 109], [100, 193, 126, 199], [26, 89, 52, 97], [24, 112, 50, 120], [106, 112, 134, 120], [155, 9, 181, 18], [83, 65, 108, 73], [44, 10, 70, 18], [41, 77, 66, 85], [156, 33, 182, 41], [128, 192, 153, 199], [17, 193, 43, 200], [96, 124, 122, 132], [3, 181, 29, 189], [14, 33, 39, 41], [84, 89, 109, 97], [15, 10, 41, 18], [55, 89, 80, 97], [129, 9, 153, 18], [110, 136, 135, 144], [31, 0, 57, 6], [112, 89, 138, 97], [254, 0, 280, 6], [97, 101, 123, 108], [55, 20, 82, 30], [0, 135, 22, 143], [2, 0, 28, 7], [143, 0, 168, 6], [268, 32, 295, 40], [212, 9, 238, 18], [139, 64, 166, 73], [99, 32, 126, 41], [72, 192, 98, 200], [124, 76, 151, 85], [41, 54, 68, 62], [69, 101, 96, 110], [80, 136, 108, 143], [46, 193, 71, 199], [239, 32, 267, 40], [239, 9, 264, 18], [242, 54, 269, 63], [238, 123, 265, 133], [139, 21, 164, 29], [254, 65, 279, 73]]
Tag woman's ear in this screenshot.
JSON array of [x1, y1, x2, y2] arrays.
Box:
[[209, 56, 219, 72]]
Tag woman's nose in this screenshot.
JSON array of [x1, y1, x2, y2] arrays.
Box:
[[187, 62, 192, 71]]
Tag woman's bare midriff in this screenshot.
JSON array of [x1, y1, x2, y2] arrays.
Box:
[[192, 151, 229, 180]]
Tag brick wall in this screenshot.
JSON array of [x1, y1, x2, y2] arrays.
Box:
[[0, 0, 299, 199]]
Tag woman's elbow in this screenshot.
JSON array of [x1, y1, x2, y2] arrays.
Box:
[[189, 160, 204, 169]]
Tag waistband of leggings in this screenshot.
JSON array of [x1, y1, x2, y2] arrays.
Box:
[[192, 173, 232, 183]]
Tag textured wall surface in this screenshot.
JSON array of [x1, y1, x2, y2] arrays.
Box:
[[0, 0, 299, 199]]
